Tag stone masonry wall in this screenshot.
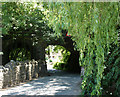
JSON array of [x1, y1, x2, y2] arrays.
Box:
[[0, 59, 45, 89]]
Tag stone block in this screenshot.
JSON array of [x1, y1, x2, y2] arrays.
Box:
[[0, 59, 44, 89], [28, 61, 32, 80], [0, 66, 4, 89], [3, 68, 9, 88]]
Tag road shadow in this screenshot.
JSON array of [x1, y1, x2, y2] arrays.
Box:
[[0, 69, 82, 95]]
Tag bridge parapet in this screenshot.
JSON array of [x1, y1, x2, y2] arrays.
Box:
[[0, 59, 47, 89]]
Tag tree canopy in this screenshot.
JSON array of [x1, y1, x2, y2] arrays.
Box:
[[2, 2, 120, 96], [2, 2, 59, 43], [42, 2, 119, 95]]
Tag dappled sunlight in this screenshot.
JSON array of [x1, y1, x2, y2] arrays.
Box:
[[1, 2, 119, 95], [0, 70, 81, 95]]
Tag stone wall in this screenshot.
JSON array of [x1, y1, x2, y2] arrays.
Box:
[[0, 59, 46, 89]]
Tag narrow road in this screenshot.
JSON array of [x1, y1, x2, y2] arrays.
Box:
[[0, 66, 82, 96]]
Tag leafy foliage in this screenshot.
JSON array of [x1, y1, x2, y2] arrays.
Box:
[[54, 45, 71, 63], [9, 48, 31, 61], [2, 2, 57, 43], [102, 45, 120, 95], [2, 2, 42, 34], [42, 2, 119, 95], [53, 45, 71, 71], [2, 2, 119, 95], [2, 2, 61, 62]]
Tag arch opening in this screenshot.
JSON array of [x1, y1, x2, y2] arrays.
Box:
[[45, 45, 81, 73], [9, 48, 31, 62], [2, 36, 34, 65]]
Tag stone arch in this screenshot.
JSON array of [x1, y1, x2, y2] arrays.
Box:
[[46, 36, 81, 73], [2, 31, 81, 73]]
